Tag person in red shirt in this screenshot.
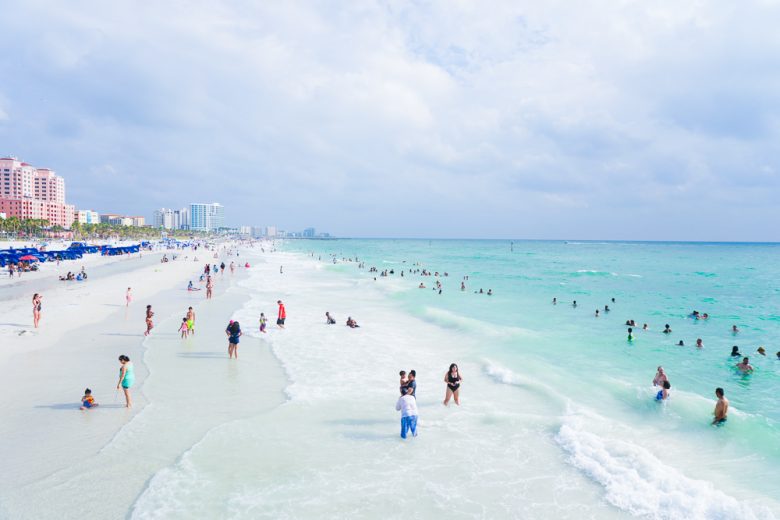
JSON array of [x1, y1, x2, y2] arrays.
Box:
[[277, 300, 286, 328]]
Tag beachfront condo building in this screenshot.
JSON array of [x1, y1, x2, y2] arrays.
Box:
[[76, 210, 100, 225], [190, 202, 224, 232], [0, 157, 75, 228]]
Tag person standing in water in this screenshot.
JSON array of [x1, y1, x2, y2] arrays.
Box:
[[259, 313, 267, 333], [653, 366, 668, 387], [144, 305, 154, 336], [117, 355, 135, 408], [126, 287, 132, 307], [736, 357, 753, 373], [277, 300, 286, 328], [186, 306, 196, 335], [32, 293, 42, 328], [396, 386, 418, 439], [226, 320, 242, 358], [443, 363, 463, 406], [712, 388, 728, 425], [655, 381, 671, 401]]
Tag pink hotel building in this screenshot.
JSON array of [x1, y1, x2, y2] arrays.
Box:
[[0, 157, 75, 228]]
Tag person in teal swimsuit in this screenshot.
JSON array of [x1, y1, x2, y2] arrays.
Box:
[[117, 355, 135, 408]]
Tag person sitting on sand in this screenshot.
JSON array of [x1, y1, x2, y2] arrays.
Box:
[[346, 316, 359, 328], [187, 281, 200, 291], [736, 357, 753, 373], [730, 346, 741, 357], [80, 388, 98, 410], [325, 312, 336, 324], [712, 388, 728, 425], [653, 366, 668, 387], [418, 283, 426, 289]]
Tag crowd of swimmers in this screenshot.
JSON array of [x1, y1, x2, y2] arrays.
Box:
[[556, 296, 779, 425]]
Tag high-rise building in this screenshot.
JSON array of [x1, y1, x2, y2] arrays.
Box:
[[303, 227, 316, 238], [178, 207, 189, 230], [153, 207, 190, 230], [190, 202, 224, 232], [0, 157, 75, 227], [265, 226, 277, 238]]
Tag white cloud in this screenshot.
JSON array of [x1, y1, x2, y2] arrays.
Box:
[[0, 0, 778, 239]]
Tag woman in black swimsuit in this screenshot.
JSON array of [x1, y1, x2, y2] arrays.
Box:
[[443, 363, 462, 406]]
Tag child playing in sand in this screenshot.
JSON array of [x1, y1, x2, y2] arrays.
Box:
[[80, 388, 98, 410], [399, 370, 408, 395], [179, 317, 189, 338], [259, 313, 267, 333]]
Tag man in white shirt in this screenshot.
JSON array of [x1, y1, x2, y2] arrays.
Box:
[[396, 386, 419, 439]]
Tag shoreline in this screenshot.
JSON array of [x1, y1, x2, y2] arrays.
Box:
[[0, 246, 290, 519]]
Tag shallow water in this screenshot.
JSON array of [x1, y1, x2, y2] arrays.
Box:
[[128, 240, 779, 519]]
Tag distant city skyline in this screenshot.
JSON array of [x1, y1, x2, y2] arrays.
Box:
[[1, 3, 779, 240]]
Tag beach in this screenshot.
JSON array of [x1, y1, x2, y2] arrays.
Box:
[[1, 240, 778, 519]]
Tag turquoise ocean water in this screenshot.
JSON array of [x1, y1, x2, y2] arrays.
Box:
[[287, 239, 780, 512], [129, 239, 779, 519]]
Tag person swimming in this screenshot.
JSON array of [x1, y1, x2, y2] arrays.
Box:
[[677, 340, 685, 346], [730, 345, 741, 357], [732, 324, 739, 334], [696, 338, 704, 348], [757, 346, 766, 356], [663, 324, 672, 334], [627, 327, 634, 341]]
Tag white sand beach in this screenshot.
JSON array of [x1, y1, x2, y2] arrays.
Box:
[[0, 242, 287, 519]]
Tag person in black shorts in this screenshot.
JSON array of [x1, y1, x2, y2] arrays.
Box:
[[277, 300, 286, 328]]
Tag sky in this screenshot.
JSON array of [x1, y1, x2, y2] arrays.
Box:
[[1, 0, 779, 240]]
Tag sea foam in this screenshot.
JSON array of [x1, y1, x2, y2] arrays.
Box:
[[555, 417, 775, 520]]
